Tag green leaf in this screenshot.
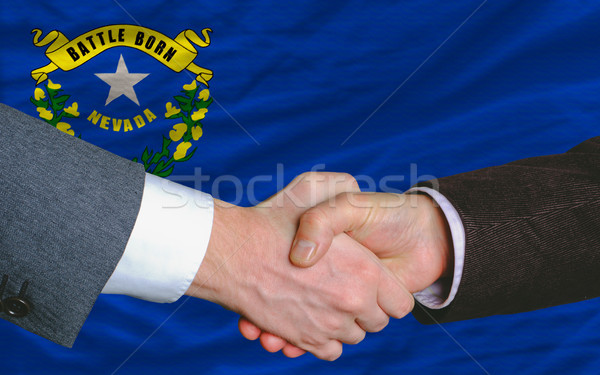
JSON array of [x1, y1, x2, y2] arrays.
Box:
[[161, 136, 172, 154], [175, 95, 191, 105], [149, 152, 161, 165], [149, 154, 161, 166], [149, 138, 171, 165], [175, 147, 197, 162], [155, 164, 175, 177], [45, 84, 62, 99], [141, 147, 151, 163], [62, 111, 76, 118], [54, 112, 65, 124], [183, 87, 198, 99], [195, 97, 213, 109], [52, 95, 70, 111], [174, 95, 193, 112], [181, 102, 192, 113], [53, 95, 70, 105], [30, 97, 49, 108], [181, 115, 192, 127], [166, 112, 183, 120]]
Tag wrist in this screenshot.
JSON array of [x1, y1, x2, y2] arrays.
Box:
[[419, 194, 453, 280], [185, 200, 253, 308]]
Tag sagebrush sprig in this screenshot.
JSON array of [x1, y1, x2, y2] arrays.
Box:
[[133, 80, 212, 177], [30, 80, 80, 136]]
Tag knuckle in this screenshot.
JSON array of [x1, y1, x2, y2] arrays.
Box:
[[306, 172, 356, 188], [301, 334, 324, 349], [339, 291, 366, 313], [370, 315, 390, 333], [297, 171, 313, 181], [352, 265, 380, 291], [335, 191, 361, 212], [347, 330, 366, 345], [292, 172, 320, 192], [300, 206, 330, 230], [302, 206, 326, 221], [322, 347, 343, 361], [363, 263, 380, 282], [338, 173, 359, 191], [298, 171, 325, 183], [402, 295, 416, 317], [393, 295, 415, 319], [322, 315, 344, 333], [336, 191, 353, 203]]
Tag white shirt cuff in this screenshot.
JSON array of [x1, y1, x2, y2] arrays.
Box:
[[102, 173, 214, 303], [409, 187, 465, 310]]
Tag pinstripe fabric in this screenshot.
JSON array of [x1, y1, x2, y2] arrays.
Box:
[[414, 137, 600, 323]]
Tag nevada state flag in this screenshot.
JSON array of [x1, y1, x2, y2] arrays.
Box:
[[1, 1, 599, 374]]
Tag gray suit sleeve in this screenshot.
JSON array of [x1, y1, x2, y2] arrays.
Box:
[[0, 103, 145, 347]]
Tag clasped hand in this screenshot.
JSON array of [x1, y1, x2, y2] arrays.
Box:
[[186, 172, 451, 361]]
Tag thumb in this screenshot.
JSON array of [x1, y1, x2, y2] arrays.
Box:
[[290, 192, 371, 267]]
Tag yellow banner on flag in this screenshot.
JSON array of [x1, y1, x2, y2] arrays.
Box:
[[31, 25, 213, 85]]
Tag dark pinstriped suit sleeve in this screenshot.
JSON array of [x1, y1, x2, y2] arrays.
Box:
[[0, 104, 145, 346], [413, 137, 600, 323]]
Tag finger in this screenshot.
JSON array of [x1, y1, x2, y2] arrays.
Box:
[[311, 340, 344, 361], [290, 192, 370, 267], [260, 332, 288, 353], [355, 306, 390, 333], [376, 265, 415, 319], [338, 324, 366, 345], [259, 172, 360, 216], [238, 317, 261, 340], [282, 343, 306, 358], [240, 318, 300, 355], [292, 172, 362, 206]]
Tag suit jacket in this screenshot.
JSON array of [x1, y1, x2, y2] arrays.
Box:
[[0, 103, 145, 347], [3, 103, 598, 342], [413, 136, 600, 323]]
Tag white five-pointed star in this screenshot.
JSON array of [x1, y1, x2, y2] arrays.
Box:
[[95, 54, 149, 106]]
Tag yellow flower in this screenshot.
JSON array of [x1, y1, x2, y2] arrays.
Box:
[[198, 89, 210, 101], [183, 81, 197, 91], [173, 141, 192, 160], [169, 123, 187, 142], [34, 87, 46, 100], [37, 107, 53, 121], [47, 79, 61, 90], [56, 122, 75, 136], [165, 102, 181, 118], [191, 108, 208, 121], [64, 102, 80, 117], [191, 125, 203, 140]]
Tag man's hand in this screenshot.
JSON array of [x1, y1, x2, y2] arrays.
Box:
[[186, 174, 414, 361], [290, 192, 453, 292], [239, 191, 453, 357]]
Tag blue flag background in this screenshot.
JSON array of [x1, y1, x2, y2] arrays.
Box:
[[1, 1, 600, 373]]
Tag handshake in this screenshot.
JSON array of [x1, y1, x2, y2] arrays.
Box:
[[186, 172, 452, 361]]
